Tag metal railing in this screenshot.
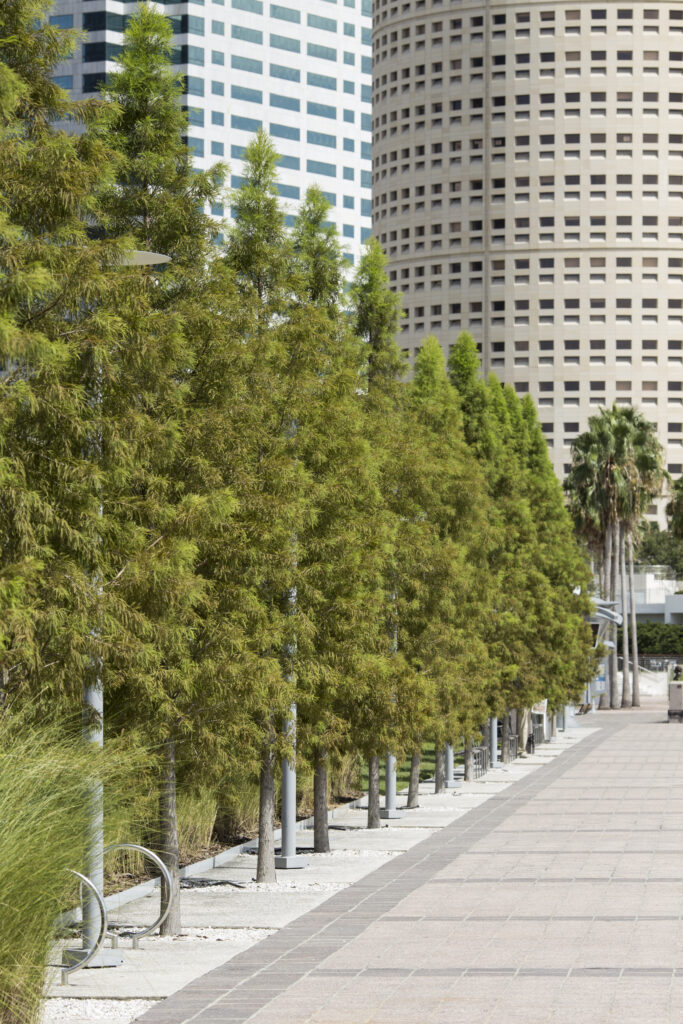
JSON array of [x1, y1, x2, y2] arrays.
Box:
[[532, 719, 545, 746], [472, 744, 489, 778]]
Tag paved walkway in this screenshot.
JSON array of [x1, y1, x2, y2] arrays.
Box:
[[128, 706, 683, 1024]]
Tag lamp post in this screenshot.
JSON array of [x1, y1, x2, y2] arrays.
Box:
[[66, 249, 170, 968]]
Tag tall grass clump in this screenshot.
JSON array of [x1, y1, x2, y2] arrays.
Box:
[[0, 716, 140, 1024]]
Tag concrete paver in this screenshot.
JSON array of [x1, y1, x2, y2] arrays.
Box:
[[45, 718, 627, 1023], [122, 705, 683, 1023]]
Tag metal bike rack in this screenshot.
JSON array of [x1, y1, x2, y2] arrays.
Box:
[[103, 843, 173, 949], [61, 870, 108, 985]]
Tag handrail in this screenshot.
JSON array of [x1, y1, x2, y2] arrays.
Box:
[[61, 870, 108, 985], [103, 843, 173, 948]]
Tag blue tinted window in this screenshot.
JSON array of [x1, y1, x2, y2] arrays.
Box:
[[343, 167, 354, 180], [361, 56, 371, 74], [211, 19, 224, 33], [308, 13, 336, 31], [232, 0, 263, 11], [271, 93, 300, 111], [271, 4, 300, 22], [361, 84, 371, 103], [343, 224, 354, 237], [270, 122, 300, 140], [211, 141, 224, 155], [343, 109, 354, 123], [212, 50, 224, 65], [361, 141, 371, 160], [308, 72, 336, 91], [361, 170, 371, 188], [278, 154, 300, 169], [83, 41, 122, 62], [343, 80, 354, 94], [278, 183, 300, 199], [361, 113, 371, 131], [321, 191, 336, 206], [284, 214, 297, 227], [187, 137, 204, 157], [232, 84, 262, 103], [308, 130, 336, 148], [211, 80, 224, 95], [172, 44, 204, 65], [343, 138, 354, 151], [361, 227, 372, 242], [53, 74, 73, 88], [270, 33, 299, 52], [307, 159, 336, 177], [231, 114, 262, 131], [343, 195, 354, 209], [344, 22, 355, 35], [232, 55, 262, 73], [186, 75, 205, 95], [231, 144, 246, 158], [344, 51, 355, 65], [185, 106, 204, 125], [211, 203, 224, 216], [344, 0, 355, 6], [270, 63, 300, 81], [361, 199, 372, 217], [361, 27, 371, 44], [308, 101, 336, 119], [307, 43, 336, 61], [361, 0, 371, 13], [231, 175, 246, 188], [232, 25, 262, 42], [212, 110, 225, 125], [50, 13, 73, 27]]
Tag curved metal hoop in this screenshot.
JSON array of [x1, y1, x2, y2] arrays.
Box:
[[61, 870, 108, 983], [103, 843, 173, 946]]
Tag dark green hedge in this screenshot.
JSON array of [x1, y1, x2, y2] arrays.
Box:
[[619, 621, 683, 655]]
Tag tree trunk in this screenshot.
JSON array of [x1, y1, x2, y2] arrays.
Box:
[[407, 751, 421, 808], [628, 529, 640, 707], [434, 745, 445, 793], [501, 713, 510, 763], [313, 748, 330, 853], [551, 712, 558, 739], [367, 755, 381, 829], [610, 519, 620, 709], [620, 523, 631, 707], [464, 738, 474, 782], [256, 750, 276, 882], [159, 736, 181, 936], [600, 522, 613, 709], [518, 707, 530, 755]]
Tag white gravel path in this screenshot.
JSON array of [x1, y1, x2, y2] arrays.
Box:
[[42, 999, 156, 1024]]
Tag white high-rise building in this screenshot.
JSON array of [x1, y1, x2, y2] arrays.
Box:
[[371, 0, 683, 507], [51, 0, 373, 263]]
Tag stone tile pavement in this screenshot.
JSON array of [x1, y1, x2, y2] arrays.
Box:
[[127, 705, 683, 1024]]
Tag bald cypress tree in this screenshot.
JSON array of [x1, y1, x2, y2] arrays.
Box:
[[92, 3, 236, 930]]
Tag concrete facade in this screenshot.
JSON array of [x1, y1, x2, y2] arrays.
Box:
[[371, 0, 683, 490], [50, 0, 373, 264]]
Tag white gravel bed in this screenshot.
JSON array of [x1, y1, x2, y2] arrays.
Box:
[[42, 998, 157, 1023], [153, 926, 276, 943]]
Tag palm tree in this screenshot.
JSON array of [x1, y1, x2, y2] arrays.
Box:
[[566, 405, 665, 709]]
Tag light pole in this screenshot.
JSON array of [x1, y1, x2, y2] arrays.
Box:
[[67, 249, 170, 968]]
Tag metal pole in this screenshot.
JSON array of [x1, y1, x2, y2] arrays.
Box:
[[275, 704, 308, 868], [380, 753, 404, 818], [489, 716, 498, 766], [444, 743, 460, 788]]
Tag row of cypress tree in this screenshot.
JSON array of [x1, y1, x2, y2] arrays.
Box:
[[0, 1, 597, 932]]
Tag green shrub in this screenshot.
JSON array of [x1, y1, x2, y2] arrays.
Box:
[[0, 717, 140, 1024]]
